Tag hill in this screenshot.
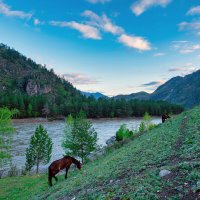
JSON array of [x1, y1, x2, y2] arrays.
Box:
[[114, 70, 200, 109], [81, 91, 108, 99], [114, 91, 150, 101], [0, 105, 199, 199], [0, 43, 183, 118]]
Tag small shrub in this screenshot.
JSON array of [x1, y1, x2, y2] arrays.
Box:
[[139, 121, 146, 133], [148, 123, 157, 131], [116, 124, 132, 141]]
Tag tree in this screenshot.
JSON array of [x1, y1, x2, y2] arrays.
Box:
[[25, 124, 53, 174], [62, 112, 98, 163], [27, 103, 33, 117], [0, 108, 18, 175]]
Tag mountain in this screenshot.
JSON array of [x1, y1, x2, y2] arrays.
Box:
[[81, 91, 108, 99], [0, 43, 183, 118], [113, 70, 200, 108], [0, 43, 87, 117], [114, 91, 150, 100], [151, 71, 200, 108]]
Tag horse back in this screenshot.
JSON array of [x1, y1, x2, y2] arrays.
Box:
[[49, 157, 72, 172]]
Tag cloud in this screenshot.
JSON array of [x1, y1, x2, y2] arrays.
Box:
[[86, 0, 111, 4], [82, 10, 124, 35], [168, 63, 198, 74], [187, 6, 200, 15], [0, 2, 32, 19], [179, 21, 200, 31], [50, 21, 101, 40], [131, 0, 171, 16], [118, 34, 151, 51], [153, 52, 165, 56], [34, 18, 44, 26], [63, 73, 99, 85], [172, 41, 200, 54], [141, 80, 164, 87]]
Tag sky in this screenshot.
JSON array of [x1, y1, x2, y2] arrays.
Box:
[[0, 0, 200, 96]]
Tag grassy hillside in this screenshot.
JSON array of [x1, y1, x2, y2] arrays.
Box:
[[0, 106, 200, 200]]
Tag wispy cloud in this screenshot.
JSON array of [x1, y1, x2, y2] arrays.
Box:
[[34, 18, 44, 26], [168, 63, 198, 74], [179, 21, 200, 31], [50, 10, 152, 50], [118, 34, 151, 51], [63, 73, 99, 85], [82, 10, 124, 35], [131, 0, 171, 16], [172, 41, 200, 54], [187, 6, 200, 15], [153, 52, 165, 57], [179, 20, 200, 36], [0, 2, 32, 19], [86, 0, 111, 4], [50, 21, 101, 40], [141, 80, 164, 87]]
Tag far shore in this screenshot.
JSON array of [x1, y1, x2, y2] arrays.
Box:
[[12, 116, 161, 123]]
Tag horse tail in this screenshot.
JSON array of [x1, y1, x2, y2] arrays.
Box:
[[48, 166, 52, 186]]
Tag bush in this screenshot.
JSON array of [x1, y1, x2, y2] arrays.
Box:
[[148, 123, 157, 131], [139, 121, 146, 133], [116, 124, 132, 141]]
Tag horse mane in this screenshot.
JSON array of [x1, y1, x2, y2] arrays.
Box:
[[64, 156, 80, 165]]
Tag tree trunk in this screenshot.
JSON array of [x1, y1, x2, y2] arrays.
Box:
[[36, 158, 39, 174]]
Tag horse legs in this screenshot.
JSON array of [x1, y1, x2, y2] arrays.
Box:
[[65, 166, 70, 179], [48, 169, 53, 187], [53, 175, 58, 182]]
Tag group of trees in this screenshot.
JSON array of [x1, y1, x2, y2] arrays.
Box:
[[0, 107, 97, 175], [24, 111, 98, 173], [0, 92, 184, 119]]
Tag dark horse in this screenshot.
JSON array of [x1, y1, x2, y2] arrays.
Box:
[[162, 114, 170, 123], [48, 156, 81, 186]]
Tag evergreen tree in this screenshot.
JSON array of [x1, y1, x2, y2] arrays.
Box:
[[25, 125, 53, 174], [0, 108, 18, 174], [62, 112, 98, 163]]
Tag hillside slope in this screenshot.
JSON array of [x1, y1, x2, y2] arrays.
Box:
[[0, 106, 199, 199]]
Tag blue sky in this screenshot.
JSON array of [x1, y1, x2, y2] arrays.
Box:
[[0, 0, 200, 96]]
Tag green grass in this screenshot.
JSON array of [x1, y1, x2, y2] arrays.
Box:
[[1, 106, 200, 200]]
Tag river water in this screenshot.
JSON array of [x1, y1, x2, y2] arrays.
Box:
[[7, 117, 161, 174]]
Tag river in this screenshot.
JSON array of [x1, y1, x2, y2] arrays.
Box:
[[6, 117, 161, 174]]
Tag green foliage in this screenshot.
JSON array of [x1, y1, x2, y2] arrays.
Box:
[[62, 112, 98, 163], [139, 121, 146, 133], [139, 112, 157, 133], [25, 125, 53, 173], [116, 124, 133, 141], [0, 107, 18, 171]]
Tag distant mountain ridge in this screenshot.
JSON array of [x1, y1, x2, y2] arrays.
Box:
[[81, 91, 108, 99], [114, 91, 150, 101], [113, 70, 200, 108]]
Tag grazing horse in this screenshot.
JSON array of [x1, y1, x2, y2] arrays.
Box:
[[48, 156, 81, 186], [162, 114, 170, 123]]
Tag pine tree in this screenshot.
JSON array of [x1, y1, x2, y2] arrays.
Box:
[[62, 112, 98, 163], [25, 125, 53, 174]]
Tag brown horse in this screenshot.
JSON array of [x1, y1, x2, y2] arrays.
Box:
[[48, 156, 81, 186]]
